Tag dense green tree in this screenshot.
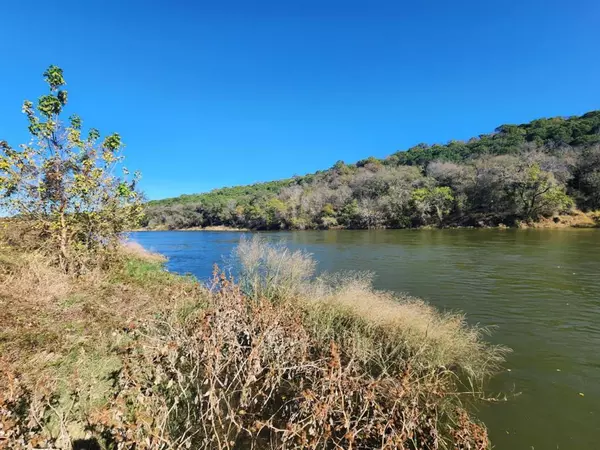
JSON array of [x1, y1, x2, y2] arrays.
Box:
[[411, 187, 455, 225], [511, 163, 573, 220], [572, 145, 600, 209]]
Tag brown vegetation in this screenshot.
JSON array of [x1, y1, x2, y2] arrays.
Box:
[[0, 235, 507, 449], [517, 210, 600, 228], [0, 238, 201, 447]]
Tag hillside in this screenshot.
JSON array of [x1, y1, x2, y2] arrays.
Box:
[[144, 111, 600, 229]]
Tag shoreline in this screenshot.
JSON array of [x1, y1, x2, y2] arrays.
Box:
[[132, 225, 251, 232], [0, 238, 504, 448], [136, 224, 599, 232], [135, 213, 599, 232], [135, 211, 599, 233]]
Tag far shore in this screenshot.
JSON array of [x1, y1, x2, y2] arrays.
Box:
[[134, 219, 599, 233], [132, 210, 599, 232], [132, 225, 250, 232]]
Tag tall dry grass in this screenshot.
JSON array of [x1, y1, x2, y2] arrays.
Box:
[[235, 236, 505, 382], [307, 273, 504, 382], [119, 240, 168, 264], [0, 234, 507, 449], [96, 236, 506, 449], [233, 235, 316, 301]]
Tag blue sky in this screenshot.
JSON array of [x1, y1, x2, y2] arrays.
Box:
[[1, 0, 599, 200]]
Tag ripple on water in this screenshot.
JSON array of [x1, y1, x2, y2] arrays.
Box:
[[130, 229, 600, 450]]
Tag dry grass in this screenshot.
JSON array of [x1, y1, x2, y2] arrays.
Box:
[[119, 240, 168, 263], [234, 236, 506, 382], [101, 271, 496, 449], [100, 236, 504, 449], [233, 235, 316, 301], [0, 235, 507, 449], [307, 273, 505, 382], [0, 238, 202, 448]]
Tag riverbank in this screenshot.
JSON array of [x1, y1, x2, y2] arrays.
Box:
[[138, 210, 600, 232], [133, 224, 250, 232], [516, 210, 600, 228], [0, 236, 506, 449]]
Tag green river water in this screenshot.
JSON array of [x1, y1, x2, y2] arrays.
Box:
[[132, 229, 600, 449]]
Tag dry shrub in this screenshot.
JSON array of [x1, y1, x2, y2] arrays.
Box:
[[234, 235, 316, 301], [98, 270, 496, 449], [96, 272, 312, 448], [0, 364, 56, 449], [96, 232, 506, 449], [0, 236, 506, 449], [0, 218, 45, 251]]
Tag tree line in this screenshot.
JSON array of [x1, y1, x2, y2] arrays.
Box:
[[144, 111, 600, 230]]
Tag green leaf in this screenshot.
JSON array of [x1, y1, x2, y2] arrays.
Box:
[[88, 128, 100, 142], [38, 95, 62, 118], [43, 65, 66, 91], [57, 90, 68, 106], [69, 115, 82, 130], [103, 133, 122, 152]]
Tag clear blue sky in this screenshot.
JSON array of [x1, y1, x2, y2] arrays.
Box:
[[1, 0, 599, 200]]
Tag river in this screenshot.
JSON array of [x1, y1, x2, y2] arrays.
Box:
[[130, 229, 600, 449]]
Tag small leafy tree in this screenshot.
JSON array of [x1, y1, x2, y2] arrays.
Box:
[[411, 186, 455, 225], [339, 199, 360, 228], [512, 163, 573, 220], [0, 66, 143, 272]]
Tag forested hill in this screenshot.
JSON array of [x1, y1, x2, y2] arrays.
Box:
[[144, 111, 600, 230]]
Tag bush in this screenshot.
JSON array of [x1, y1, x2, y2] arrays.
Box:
[[233, 235, 316, 301]]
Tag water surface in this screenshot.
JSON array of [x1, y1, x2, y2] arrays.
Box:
[[131, 229, 600, 449]]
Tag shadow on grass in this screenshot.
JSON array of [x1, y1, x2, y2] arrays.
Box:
[[72, 439, 101, 450]]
